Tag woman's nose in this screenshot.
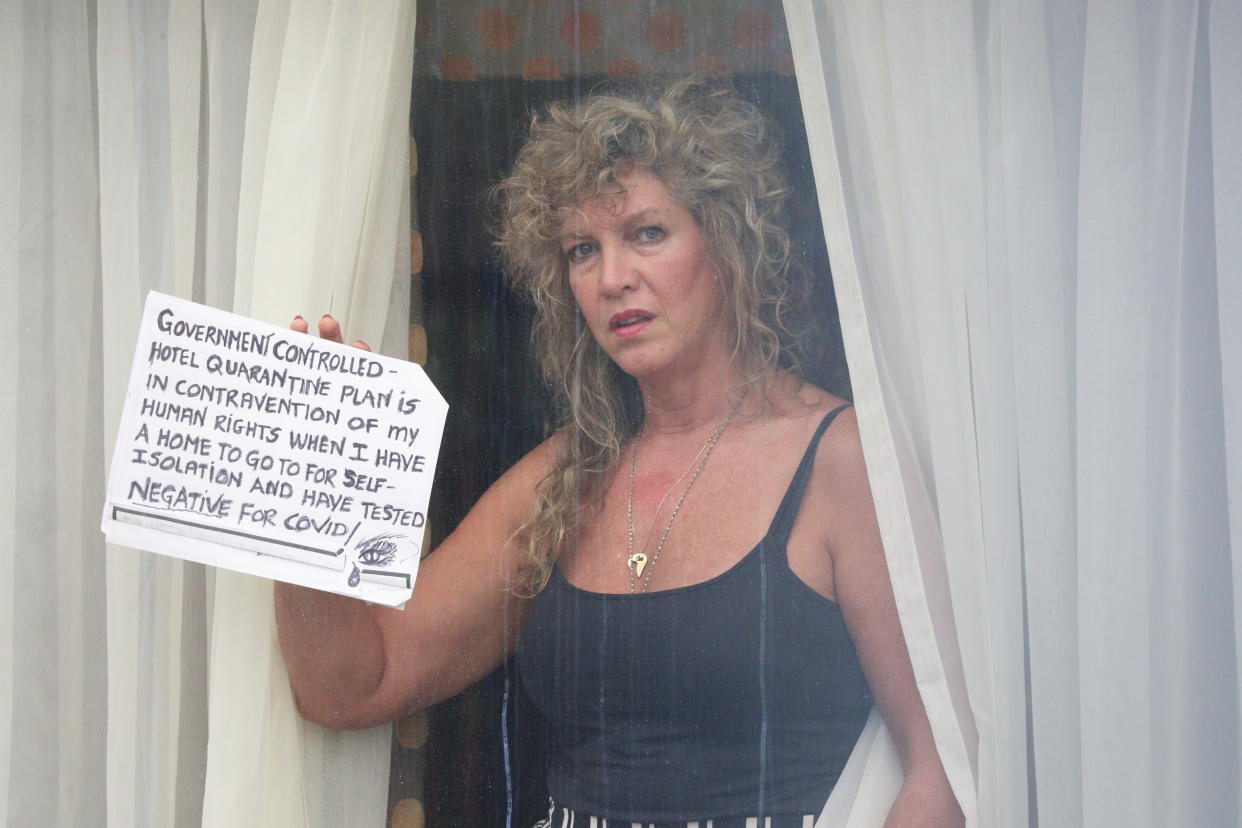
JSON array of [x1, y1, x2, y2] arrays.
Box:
[[598, 248, 635, 296]]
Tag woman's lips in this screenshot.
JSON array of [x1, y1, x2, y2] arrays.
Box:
[[609, 309, 654, 339]]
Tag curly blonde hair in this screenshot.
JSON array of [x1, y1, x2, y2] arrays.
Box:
[[493, 74, 813, 595]]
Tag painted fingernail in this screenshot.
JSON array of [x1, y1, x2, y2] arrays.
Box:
[[294, 315, 304, 321]]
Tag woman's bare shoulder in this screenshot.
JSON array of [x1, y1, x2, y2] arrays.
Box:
[[811, 403, 865, 485], [764, 373, 852, 423], [768, 376, 864, 495]]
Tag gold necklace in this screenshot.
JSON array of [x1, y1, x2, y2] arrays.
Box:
[[626, 393, 746, 593], [628, 436, 710, 561]]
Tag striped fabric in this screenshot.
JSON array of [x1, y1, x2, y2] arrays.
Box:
[[532, 801, 817, 828]]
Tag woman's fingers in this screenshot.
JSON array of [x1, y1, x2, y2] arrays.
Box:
[[289, 314, 371, 351], [317, 314, 345, 344], [322, 314, 372, 351]]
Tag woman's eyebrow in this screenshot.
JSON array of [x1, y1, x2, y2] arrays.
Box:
[[620, 207, 670, 229], [559, 206, 669, 242]]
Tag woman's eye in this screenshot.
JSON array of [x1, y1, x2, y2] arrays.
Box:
[[564, 242, 596, 262], [635, 226, 665, 243]]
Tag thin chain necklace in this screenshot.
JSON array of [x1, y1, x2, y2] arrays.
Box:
[[626, 391, 747, 593], [628, 437, 708, 558]]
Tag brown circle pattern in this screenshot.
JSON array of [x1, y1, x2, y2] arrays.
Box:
[[418, 0, 794, 80]]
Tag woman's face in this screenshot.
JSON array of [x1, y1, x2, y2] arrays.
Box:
[[560, 167, 729, 383]]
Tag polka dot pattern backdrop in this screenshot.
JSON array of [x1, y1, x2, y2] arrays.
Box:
[[414, 0, 794, 80]]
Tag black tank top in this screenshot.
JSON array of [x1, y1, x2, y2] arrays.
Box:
[[516, 405, 873, 823]]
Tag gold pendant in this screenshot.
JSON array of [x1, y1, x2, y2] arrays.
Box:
[[627, 552, 647, 578]]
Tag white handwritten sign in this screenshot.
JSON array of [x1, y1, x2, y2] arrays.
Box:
[[101, 292, 447, 607]]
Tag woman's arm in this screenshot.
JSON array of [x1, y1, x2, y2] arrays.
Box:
[[816, 409, 965, 828], [275, 315, 552, 729]]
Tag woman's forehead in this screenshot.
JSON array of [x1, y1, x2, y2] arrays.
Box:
[[557, 169, 681, 234]]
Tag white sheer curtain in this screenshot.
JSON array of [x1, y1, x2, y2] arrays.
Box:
[[199, 1, 415, 823], [1, 3, 107, 825], [3, 0, 416, 824], [785, 0, 1240, 825]]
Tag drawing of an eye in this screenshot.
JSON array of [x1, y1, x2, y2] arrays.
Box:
[[356, 533, 399, 567]]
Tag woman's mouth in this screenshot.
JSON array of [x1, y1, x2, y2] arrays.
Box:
[[609, 310, 654, 339]]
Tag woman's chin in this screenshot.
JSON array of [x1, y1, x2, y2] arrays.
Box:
[[605, 340, 721, 386], [608, 351, 667, 382]]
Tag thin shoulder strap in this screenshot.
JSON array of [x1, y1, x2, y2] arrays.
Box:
[[767, 403, 852, 541]]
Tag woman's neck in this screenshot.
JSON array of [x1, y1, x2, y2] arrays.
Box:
[[637, 368, 747, 435]]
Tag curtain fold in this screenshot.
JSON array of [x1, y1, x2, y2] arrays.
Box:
[[202, 2, 416, 825], [786, 0, 1240, 824], [1, 4, 108, 825], [1210, 0, 1242, 805], [96, 3, 207, 824]]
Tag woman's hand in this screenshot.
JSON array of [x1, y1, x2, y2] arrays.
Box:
[[885, 768, 964, 828], [290, 313, 371, 352], [889, 779, 963, 828]]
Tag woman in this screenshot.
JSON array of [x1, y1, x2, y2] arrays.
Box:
[[278, 75, 961, 827]]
